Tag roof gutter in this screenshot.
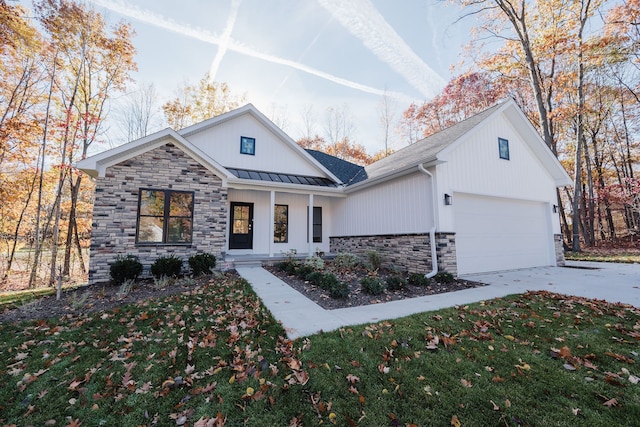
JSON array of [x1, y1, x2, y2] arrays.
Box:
[[418, 164, 438, 279]]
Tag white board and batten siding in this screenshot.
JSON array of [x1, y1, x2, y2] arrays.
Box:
[[227, 189, 332, 255], [187, 113, 325, 177], [331, 171, 434, 237], [436, 111, 560, 274]]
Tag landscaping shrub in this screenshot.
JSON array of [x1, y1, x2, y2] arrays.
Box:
[[277, 260, 298, 275], [304, 256, 325, 271], [361, 276, 385, 295], [304, 271, 324, 286], [366, 250, 383, 271], [296, 264, 315, 279], [408, 273, 431, 287], [386, 275, 407, 291], [333, 252, 360, 270], [434, 271, 455, 284], [328, 280, 349, 299], [109, 255, 143, 285], [150, 255, 182, 279], [188, 253, 217, 276]]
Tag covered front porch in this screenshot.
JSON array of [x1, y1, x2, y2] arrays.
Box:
[[225, 185, 344, 259]]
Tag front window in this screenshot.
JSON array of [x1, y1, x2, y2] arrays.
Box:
[[137, 189, 193, 244], [307, 206, 322, 243], [274, 204, 288, 243]]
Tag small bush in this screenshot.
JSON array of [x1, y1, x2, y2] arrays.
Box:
[[361, 276, 385, 295], [366, 251, 383, 271], [333, 253, 360, 270], [296, 264, 315, 279], [188, 253, 217, 276], [110, 255, 143, 285], [304, 256, 325, 271], [386, 275, 407, 291], [305, 271, 325, 287], [408, 273, 431, 287], [277, 260, 298, 275], [150, 255, 182, 279], [328, 280, 349, 299], [434, 271, 455, 284]]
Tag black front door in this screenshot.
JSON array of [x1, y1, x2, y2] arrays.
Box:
[[229, 202, 253, 249]]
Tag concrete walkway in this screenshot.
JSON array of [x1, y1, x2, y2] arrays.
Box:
[[236, 261, 640, 340]]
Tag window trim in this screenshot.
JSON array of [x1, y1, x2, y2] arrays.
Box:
[[274, 204, 288, 243], [307, 206, 323, 243], [136, 188, 194, 245], [240, 136, 256, 155], [498, 137, 510, 160]]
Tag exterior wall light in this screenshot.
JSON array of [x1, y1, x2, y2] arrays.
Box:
[[444, 193, 452, 206], [553, 204, 558, 213]]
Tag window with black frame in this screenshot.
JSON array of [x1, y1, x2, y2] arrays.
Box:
[[274, 204, 288, 243], [137, 189, 193, 244]]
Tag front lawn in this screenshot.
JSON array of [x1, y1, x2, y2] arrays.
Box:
[[1, 274, 640, 426], [565, 248, 640, 264]]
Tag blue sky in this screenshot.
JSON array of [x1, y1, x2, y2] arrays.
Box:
[[27, 0, 476, 154]]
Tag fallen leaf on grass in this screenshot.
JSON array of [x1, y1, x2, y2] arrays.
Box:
[[603, 397, 619, 407], [451, 414, 461, 427]]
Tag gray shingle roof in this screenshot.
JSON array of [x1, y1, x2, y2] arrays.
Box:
[[364, 101, 504, 180], [305, 149, 368, 185]]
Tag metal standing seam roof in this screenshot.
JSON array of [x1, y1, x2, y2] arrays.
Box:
[[226, 167, 340, 188]]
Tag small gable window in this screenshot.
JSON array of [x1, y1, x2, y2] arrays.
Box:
[[498, 137, 510, 160], [137, 189, 193, 244], [240, 136, 255, 155]]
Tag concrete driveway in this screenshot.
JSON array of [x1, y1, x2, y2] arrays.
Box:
[[461, 261, 640, 307]]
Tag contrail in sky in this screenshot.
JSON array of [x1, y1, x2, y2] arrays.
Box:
[[87, 0, 417, 103], [318, 0, 446, 99], [208, 0, 241, 81]]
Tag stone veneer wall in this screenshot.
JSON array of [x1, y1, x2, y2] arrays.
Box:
[[88, 143, 227, 284], [330, 232, 457, 276], [554, 234, 566, 266]]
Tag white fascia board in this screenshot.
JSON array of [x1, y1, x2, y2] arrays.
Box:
[[77, 129, 232, 184], [227, 178, 347, 197], [344, 159, 442, 193], [501, 105, 573, 187]]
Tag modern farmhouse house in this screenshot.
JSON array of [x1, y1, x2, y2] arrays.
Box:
[[77, 98, 571, 283]]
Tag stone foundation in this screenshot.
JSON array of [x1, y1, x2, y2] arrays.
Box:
[[554, 234, 565, 266], [330, 232, 457, 276], [88, 143, 228, 284]]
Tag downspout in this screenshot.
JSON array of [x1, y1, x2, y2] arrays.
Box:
[[418, 164, 438, 278]]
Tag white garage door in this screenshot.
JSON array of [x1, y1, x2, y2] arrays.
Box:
[[454, 194, 553, 275]]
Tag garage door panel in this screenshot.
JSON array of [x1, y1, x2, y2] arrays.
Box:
[[454, 194, 552, 274]]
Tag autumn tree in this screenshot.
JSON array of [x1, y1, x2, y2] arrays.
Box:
[[162, 74, 245, 129], [32, 0, 136, 284], [297, 135, 373, 166], [115, 81, 161, 143], [400, 72, 507, 141], [0, 2, 48, 279]]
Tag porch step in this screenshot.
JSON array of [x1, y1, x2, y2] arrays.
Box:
[[224, 258, 263, 269]]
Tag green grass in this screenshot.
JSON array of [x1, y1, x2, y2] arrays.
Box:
[[565, 251, 640, 264], [2, 275, 640, 426]]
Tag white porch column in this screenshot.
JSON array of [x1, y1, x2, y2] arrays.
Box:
[[269, 190, 275, 257], [308, 193, 314, 256]]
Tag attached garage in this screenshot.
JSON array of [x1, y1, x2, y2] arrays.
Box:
[[454, 193, 554, 275]]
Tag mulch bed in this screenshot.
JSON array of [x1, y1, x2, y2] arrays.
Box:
[[1, 265, 487, 324], [264, 264, 486, 310], [0, 275, 213, 324]]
